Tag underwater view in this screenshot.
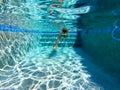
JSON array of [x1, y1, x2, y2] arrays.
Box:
[[0, 0, 120, 90]]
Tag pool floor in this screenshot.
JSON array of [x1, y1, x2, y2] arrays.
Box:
[[0, 47, 120, 90]]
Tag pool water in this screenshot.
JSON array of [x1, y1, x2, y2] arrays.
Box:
[[0, 47, 120, 90], [0, 0, 120, 90]]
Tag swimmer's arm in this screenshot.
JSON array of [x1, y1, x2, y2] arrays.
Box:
[[53, 33, 62, 50]]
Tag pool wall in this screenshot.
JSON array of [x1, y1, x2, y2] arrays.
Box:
[[80, 32, 120, 81]]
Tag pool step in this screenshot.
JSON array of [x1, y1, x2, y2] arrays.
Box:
[[40, 33, 78, 37], [39, 38, 80, 42], [39, 42, 81, 47], [38, 33, 82, 47]]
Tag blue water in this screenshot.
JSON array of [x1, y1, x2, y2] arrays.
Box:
[[0, 0, 120, 90]]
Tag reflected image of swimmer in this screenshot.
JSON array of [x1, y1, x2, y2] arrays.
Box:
[[48, 0, 63, 14]]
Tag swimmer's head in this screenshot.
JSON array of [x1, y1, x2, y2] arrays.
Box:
[[62, 28, 68, 32]]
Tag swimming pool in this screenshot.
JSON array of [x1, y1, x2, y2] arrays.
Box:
[[0, 0, 120, 90]]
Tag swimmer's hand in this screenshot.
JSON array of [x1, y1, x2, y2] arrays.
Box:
[[53, 46, 57, 50]]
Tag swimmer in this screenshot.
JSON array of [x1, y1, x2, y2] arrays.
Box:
[[53, 27, 68, 50]]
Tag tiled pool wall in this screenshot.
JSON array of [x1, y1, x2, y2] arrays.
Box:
[[80, 31, 120, 81]]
